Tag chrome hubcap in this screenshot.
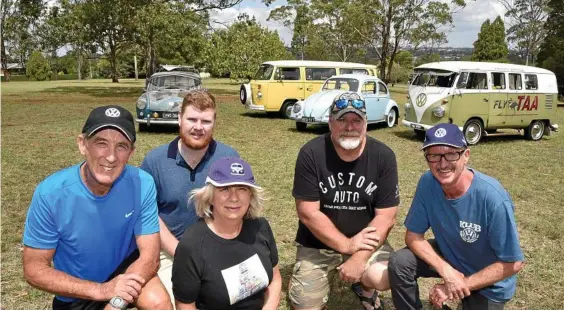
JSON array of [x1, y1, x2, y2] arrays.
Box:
[[240, 90, 244, 101], [465, 124, 481, 144], [285, 105, 294, 117], [531, 122, 543, 139], [388, 111, 396, 126]]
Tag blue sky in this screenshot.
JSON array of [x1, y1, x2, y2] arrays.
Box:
[[210, 0, 508, 48]]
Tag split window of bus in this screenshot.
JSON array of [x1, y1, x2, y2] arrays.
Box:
[[322, 78, 357, 91], [412, 70, 456, 87], [274, 67, 301, 80], [491, 72, 506, 89], [509, 73, 523, 90], [254, 65, 274, 80], [524, 74, 538, 90], [362, 81, 376, 95], [306, 68, 336, 80], [458, 72, 487, 89], [340, 68, 368, 75], [378, 82, 388, 94]]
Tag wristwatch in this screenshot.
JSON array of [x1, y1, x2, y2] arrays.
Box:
[[109, 296, 128, 310]]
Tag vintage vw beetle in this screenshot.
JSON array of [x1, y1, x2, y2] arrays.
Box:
[[290, 74, 399, 131], [135, 71, 202, 131]]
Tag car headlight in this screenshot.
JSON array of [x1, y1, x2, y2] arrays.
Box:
[[433, 106, 445, 118], [404, 103, 412, 113], [293, 103, 302, 113], [136, 96, 147, 109]]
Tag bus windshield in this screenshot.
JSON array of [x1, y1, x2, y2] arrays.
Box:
[[254, 65, 274, 80], [411, 69, 457, 88]]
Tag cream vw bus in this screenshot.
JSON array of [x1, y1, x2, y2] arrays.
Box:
[[402, 61, 559, 144], [240, 60, 378, 118]]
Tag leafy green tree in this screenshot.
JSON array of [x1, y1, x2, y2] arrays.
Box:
[[472, 17, 508, 62], [498, 0, 549, 65], [268, 0, 312, 60], [537, 0, 564, 95], [395, 50, 414, 69], [26, 50, 50, 80], [207, 16, 290, 81]]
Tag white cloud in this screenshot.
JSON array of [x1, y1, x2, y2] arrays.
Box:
[[208, 5, 293, 45], [210, 0, 509, 48]]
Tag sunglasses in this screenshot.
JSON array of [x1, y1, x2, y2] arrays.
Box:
[[334, 98, 365, 110]]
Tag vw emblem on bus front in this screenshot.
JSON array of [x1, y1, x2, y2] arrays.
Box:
[[416, 93, 427, 107]]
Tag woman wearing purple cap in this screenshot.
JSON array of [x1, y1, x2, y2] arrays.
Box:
[[171, 157, 281, 310]]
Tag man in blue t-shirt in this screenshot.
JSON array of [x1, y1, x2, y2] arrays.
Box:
[[388, 123, 524, 310], [140, 90, 238, 301], [23, 105, 172, 310]]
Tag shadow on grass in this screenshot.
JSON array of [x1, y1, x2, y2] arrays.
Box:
[[240, 112, 282, 119], [40, 86, 143, 98], [393, 129, 530, 145], [138, 124, 178, 134]]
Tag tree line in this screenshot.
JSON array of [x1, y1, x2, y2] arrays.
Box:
[[1, 0, 562, 86]]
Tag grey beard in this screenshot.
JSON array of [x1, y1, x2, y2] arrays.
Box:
[[338, 137, 361, 150]]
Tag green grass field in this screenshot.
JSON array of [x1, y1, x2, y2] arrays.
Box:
[[2, 78, 563, 309]]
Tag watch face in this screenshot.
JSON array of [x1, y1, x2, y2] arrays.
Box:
[[111, 297, 126, 309]]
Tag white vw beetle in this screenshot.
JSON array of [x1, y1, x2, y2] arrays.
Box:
[[290, 74, 399, 131]]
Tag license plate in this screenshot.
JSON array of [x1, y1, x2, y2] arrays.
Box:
[[410, 123, 423, 130], [163, 112, 178, 119], [302, 117, 316, 123]]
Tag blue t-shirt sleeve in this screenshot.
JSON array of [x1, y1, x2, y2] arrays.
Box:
[[23, 187, 59, 249], [487, 200, 524, 262], [135, 177, 160, 236], [404, 175, 431, 234]]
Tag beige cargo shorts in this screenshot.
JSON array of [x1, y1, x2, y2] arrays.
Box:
[[288, 241, 394, 309]]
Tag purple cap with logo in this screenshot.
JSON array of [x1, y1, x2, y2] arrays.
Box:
[[205, 157, 261, 189], [421, 123, 468, 150]]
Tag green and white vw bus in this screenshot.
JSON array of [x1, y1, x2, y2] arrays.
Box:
[[402, 61, 559, 144]]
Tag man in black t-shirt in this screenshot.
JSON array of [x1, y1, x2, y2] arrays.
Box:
[[288, 92, 400, 310]]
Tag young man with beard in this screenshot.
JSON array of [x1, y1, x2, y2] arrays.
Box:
[[288, 92, 400, 310], [23, 105, 171, 310], [140, 90, 238, 302], [388, 123, 524, 310]]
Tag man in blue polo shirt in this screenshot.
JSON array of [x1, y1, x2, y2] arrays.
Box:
[[23, 105, 172, 310], [388, 123, 524, 310], [140, 89, 238, 301]]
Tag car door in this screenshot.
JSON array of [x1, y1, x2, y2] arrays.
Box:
[[375, 81, 390, 121], [267, 67, 304, 111], [304, 67, 336, 99], [361, 80, 378, 121], [488, 72, 509, 126]]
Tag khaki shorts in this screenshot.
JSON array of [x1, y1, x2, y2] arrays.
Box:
[[288, 241, 394, 309], [157, 251, 174, 304]]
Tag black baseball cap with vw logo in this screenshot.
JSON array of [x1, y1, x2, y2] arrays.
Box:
[[82, 105, 136, 143]]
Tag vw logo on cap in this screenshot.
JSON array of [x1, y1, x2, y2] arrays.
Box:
[[230, 163, 244, 176], [105, 108, 121, 117], [416, 93, 427, 107], [434, 128, 447, 138]]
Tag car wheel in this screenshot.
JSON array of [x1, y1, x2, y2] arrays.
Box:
[[414, 129, 426, 140], [296, 122, 307, 131], [464, 119, 483, 145], [281, 101, 296, 119], [524, 120, 545, 141], [239, 85, 247, 105], [386, 108, 397, 128], [138, 123, 148, 132]]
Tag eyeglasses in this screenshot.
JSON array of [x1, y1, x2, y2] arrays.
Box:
[[334, 98, 365, 110], [424, 149, 466, 163]]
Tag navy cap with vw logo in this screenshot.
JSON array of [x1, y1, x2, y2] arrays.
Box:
[[82, 105, 136, 143], [205, 157, 261, 189], [421, 123, 468, 150]]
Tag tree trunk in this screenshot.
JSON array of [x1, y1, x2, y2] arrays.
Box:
[[386, 36, 401, 83], [379, 2, 393, 82], [109, 41, 119, 83], [77, 47, 82, 80]]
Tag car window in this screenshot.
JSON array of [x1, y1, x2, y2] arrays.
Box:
[[362, 81, 376, 95], [254, 65, 274, 80], [340, 68, 368, 75], [275, 67, 301, 80], [322, 78, 358, 91], [457, 72, 488, 89], [491, 72, 506, 89], [306, 68, 336, 80], [509, 73, 522, 90], [525, 74, 538, 90], [378, 82, 388, 94], [148, 75, 201, 90]]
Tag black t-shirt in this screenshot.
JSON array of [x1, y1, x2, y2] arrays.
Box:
[[292, 134, 400, 250], [172, 218, 278, 310]]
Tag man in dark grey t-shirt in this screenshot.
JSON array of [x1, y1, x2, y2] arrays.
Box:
[[288, 92, 400, 310]]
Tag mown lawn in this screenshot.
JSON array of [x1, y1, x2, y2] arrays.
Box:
[[1, 78, 563, 309]]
